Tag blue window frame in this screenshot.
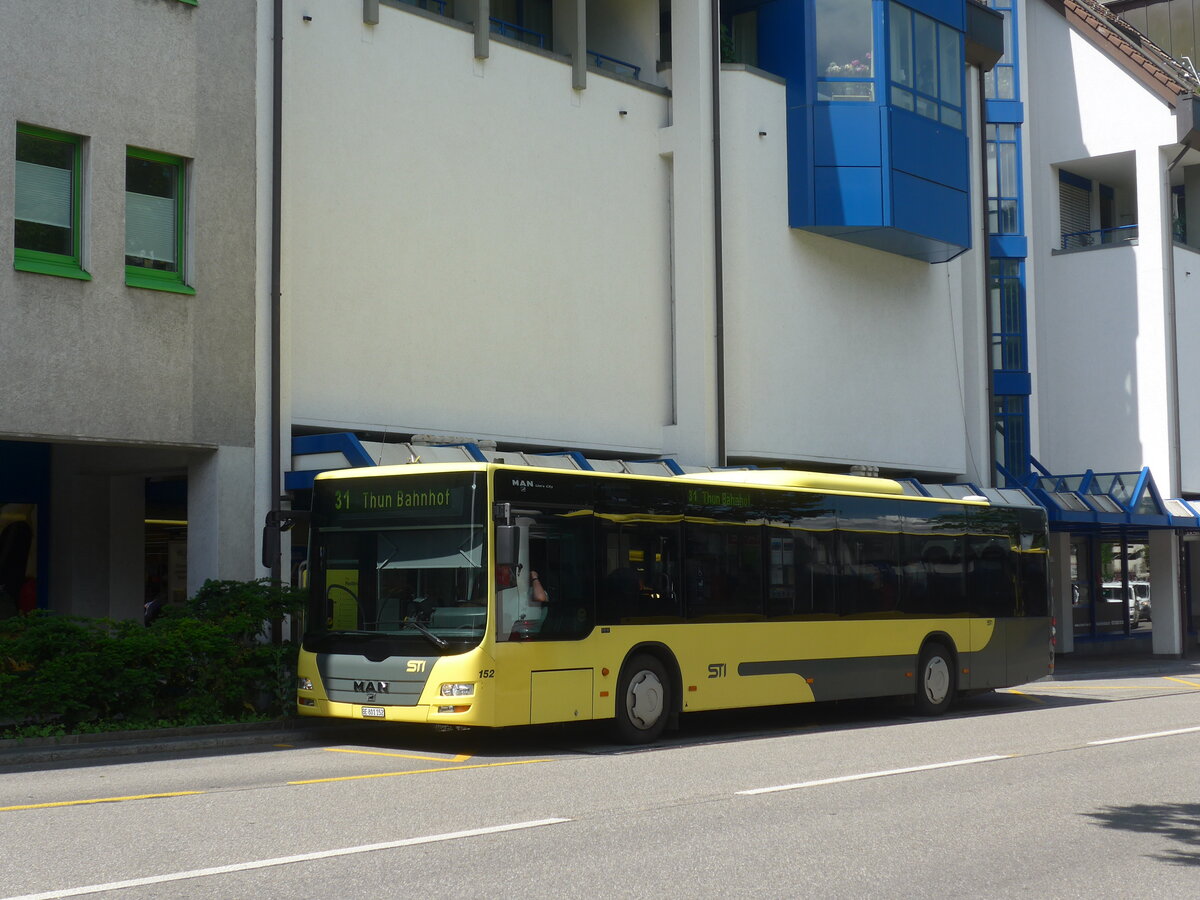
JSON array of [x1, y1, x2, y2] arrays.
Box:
[[888, 2, 963, 128], [989, 259, 1026, 372], [993, 395, 1029, 484], [983, 0, 1018, 101], [987, 123, 1021, 235], [815, 0, 876, 101]]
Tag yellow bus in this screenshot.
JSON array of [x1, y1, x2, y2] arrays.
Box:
[[295, 462, 1053, 742]]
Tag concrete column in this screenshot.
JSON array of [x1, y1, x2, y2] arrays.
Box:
[[108, 475, 145, 622], [550, 0, 586, 90], [474, 0, 490, 59], [1150, 529, 1183, 656], [1134, 146, 1176, 488], [188, 446, 258, 597], [1049, 531, 1073, 654], [661, 0, 718, 465], [49, 447, 109, 618]]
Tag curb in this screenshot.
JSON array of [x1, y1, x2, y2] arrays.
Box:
[[0, 719, 362, 767]]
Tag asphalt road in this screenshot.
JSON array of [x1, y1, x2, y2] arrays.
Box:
[[3, 663, 1200, 899]]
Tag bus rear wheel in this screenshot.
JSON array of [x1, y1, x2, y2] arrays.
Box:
[[614, 654, 671, 744], [915, 642, 955, 716]]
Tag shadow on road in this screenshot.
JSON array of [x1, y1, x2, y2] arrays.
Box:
[[1083, 803, 1200, 866]]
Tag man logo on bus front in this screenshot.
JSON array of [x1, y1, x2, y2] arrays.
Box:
[[353, 680, 389, 694]]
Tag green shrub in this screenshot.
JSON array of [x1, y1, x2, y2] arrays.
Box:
[[0, 579, 307, 739]]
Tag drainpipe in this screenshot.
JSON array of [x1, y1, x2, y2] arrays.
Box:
[[710, 0, 727, 467], [270, 0, 284, 599]]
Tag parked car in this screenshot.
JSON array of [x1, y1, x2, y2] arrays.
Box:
[[1101, 582, 1140, 627], [1130, 581, 1151, 622]]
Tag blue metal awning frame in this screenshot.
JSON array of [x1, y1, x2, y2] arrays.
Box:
[[993, 457, 1200, 532]]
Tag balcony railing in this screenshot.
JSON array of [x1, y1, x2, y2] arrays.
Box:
[[399, 0, 447, 15], [490, 17, 545, 49], [587, 50, 640, 80], [1060, 224, 1138, 251]]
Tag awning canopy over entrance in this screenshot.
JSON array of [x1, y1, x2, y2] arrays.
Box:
[[986, 458, 1200, 534]]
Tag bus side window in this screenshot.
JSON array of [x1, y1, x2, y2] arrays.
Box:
[[968, 536, 1016, 617]]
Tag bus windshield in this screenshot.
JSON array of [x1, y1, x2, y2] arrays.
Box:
[[305, 472, 486, 655]]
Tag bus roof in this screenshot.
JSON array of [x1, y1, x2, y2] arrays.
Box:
[[311, 461, 993, 504]]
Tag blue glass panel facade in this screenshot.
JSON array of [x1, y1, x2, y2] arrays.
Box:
[[982, 0, 1030, 484], [756, 0, 972, 263]]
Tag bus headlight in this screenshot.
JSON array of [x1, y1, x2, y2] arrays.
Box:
[[440, 683, 475, 697], [297, 676, 313, 691]]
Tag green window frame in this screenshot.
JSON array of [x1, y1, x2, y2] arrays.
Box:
[[125, 147, 193, 295], [14, 124, 91, 281]]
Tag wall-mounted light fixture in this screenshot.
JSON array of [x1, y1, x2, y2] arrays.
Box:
[[618, 109, 628, 117]]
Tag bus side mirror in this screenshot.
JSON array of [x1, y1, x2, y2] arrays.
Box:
[[262, 524, 280, 569], [495, 525, 520, 567]]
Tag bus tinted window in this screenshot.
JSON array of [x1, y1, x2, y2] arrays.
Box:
[[838, 530, 900, 615], [597, 519, 682, 624], [683, 524, 764, 620]]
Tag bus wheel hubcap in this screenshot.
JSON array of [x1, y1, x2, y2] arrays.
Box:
[[924, 657, 950, 704], [626, 670, 664, 730]]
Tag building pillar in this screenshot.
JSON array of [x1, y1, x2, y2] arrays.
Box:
[[1135, 146, 1176, 488], [187, 446, 258, 598], [661, 0, 718, 465], [108, 475, 145, 622], [50, 447, 108, 618], [1049, 531, 1073, 654], [1150, 529, 1183, 656]]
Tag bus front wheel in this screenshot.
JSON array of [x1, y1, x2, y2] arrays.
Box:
[[615, 654, 671, 744], [915, 642, 955, 716]]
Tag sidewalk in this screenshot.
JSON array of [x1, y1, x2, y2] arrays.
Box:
[[1049, 651, 1200, 681], [0, 718, 363, 768]]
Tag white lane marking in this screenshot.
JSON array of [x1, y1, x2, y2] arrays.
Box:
[[737, 755, 1012, 796], [1087, 725, 1200, 746], [2, 818, 571, 900]]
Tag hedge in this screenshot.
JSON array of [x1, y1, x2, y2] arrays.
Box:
[[0, 579, 307, 739]]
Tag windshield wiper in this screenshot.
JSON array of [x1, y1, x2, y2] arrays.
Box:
[[400, 618, 449, 650]]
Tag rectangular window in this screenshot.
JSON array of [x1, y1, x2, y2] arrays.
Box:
[[816, 0, 875, 101], [14, 124, 90, 280], [126, 148, 193, 294], [888, 3, 963, 129], [986, 123, 1021, 235]]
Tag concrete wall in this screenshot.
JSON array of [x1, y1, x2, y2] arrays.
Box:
[[718, 67, 976, 476], [282, 0, 678, 456], [0, 0, 259, 451], [0, 0, 261, 615]]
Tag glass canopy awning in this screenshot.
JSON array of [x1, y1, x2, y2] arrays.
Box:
[[948, 459, 1200, 532]]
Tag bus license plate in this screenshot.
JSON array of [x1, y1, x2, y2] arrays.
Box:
[[361, 706, 385, 718]]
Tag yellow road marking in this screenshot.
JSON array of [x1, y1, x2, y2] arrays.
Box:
[[289, 758, 552, 785], [1163, 676, 1200, 689], [322, 748, 472, 763], [1025, 685, 1185, 690], [1001, 689, 1046, 704], [0, 791, 203, 812]]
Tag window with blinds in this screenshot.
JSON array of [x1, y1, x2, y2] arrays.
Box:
[[125, 148, 193, 295], [14, 124, 90, 280], [1059, 171, 1092, 249]]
